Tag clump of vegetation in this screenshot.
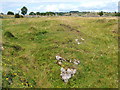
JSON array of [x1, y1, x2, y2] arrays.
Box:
[[7, 11, 14, 15], [4, 31, 16, 39], [11, 45, 22, 51], [14, 14, 23, 18], [15, 13, 20, 18], [98, 11, 104, 16], [36, 31, 48, 35]]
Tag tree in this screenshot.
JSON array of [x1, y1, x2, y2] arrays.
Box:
[[29, 12, 36, 15], [114, 12, 120, 16], [21, 6, 28, 15], [40, 13, 46, 16], [98, 11, 103, 16], [7, 11, 14, 15], [36, 12, 41, 15], [0, 13, 4, 15]]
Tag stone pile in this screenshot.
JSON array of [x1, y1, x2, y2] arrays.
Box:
[[55, 55, 80, 83], [60, 67, 76, 83]]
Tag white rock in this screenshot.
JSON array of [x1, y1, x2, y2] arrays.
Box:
[[58, 61, 62, 65], [77, 42, 81, 44], [73, 59, 80, 65], [69, 60, 72, 63], [61, 67, 66, 73], [62, 74, 67, 79], [81, 38, 84, 40], [75, 39, 78, 42], [73, 61, 78, 65], [56, 56, 62, 60], [67, 74, 72, 79], [77, 60, 80, 64], [73, 69, 76, 74], [64, 79, 68, 83], [71, 68, 76, 76], [61, 73, 71, 83], [67, 68, 72, 74]]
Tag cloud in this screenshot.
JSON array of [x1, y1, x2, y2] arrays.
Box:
[[29, 4, 80, 12], [1, 0, 119, 3], [1, 0, 119, 13]]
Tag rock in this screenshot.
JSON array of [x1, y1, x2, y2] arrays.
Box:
[[58, 61, 62, 65], [56, 55, 66, 61], [77, 42, 81, 44], [75, 39, 82, 44], [60, 67, 77, 83], [61, 67, 66, 73], [0, 46, 4, 51], [56, 56, 63, 60], [71, 68, 77, 76], [67, 68, 72, 74], [81, 38, 85, 41], [61, 73, 71, 83], [73, 59, 80, 65], [75, 39, 78, 42]]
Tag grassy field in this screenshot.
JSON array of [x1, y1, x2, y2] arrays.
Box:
[[1, 16, 118, 88]]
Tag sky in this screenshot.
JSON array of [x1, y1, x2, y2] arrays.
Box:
[[0, 0, 120, 14]]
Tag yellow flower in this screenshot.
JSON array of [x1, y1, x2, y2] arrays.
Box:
[[13, 73, 17, 75], [22, 83, 24, 85], [6, 78, 8, 80]]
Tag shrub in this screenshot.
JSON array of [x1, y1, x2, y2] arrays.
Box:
[[7, 11, 14, 15], [4, 31, 15, 38], [15, 13, 20, 18]]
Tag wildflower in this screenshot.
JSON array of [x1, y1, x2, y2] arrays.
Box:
[[6, 78, 9, 80], [13, 73, 17, 75]]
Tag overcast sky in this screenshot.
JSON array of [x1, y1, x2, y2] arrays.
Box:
[[0, 0, 120, 14]]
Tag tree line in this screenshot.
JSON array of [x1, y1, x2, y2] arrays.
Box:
[[1, 6, 120, 18]]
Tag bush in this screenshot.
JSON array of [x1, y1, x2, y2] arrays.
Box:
[[15, 14, 20, 18], [4, 31, 15, 38], [4, 31, 17, 39], [7, 11, 14, 15], [20, 15, 24, 18]]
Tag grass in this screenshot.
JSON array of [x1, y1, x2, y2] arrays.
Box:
[[1, 16, 118, 88]]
